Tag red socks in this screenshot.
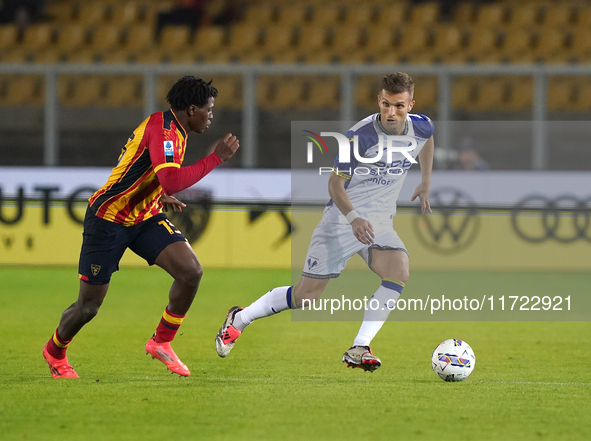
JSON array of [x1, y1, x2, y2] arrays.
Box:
[[45, 328, 71, 360], [155, 307, 185, 343]]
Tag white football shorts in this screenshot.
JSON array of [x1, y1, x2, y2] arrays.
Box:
[[302, 221, 407, 279]]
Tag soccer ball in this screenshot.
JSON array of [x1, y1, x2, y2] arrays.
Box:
[[431, 339, 475, 382]]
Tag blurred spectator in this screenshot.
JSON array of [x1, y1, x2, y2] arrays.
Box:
[[455, 136, 489, 171], [0, 0, 46, 33]]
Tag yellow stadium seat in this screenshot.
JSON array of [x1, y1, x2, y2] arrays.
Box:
[[32, 49, 63, 64], [499, 28, 533, 59], [453, 3, 475, 26], [256, 75, 277, 110], [431, 25, 464, 61], [302, 76, 340, 110], [0, 25, 18, 51], [506, 4, 541, 28], [374, 3, 407, 28], [65, 76, 105, 107], [0, 75, 44, 107], [157, 26, 191, 52], [275, 4, 310, 27], [365, 26, 397, 54], [89, 24, 124, 53], [395, 27, 431, 62], [210, 76, 242, 110], [109, 2, 142, 26], [409, 2, 440, 26], [242, 4, 276, 26], [227, 24, 263, 53], [55, 24, 88, 53], [568, 28, 591, 61], [262, 24, 295, 54], [74, 3, 109, 26], [134, 50, 166, 64], [46, 2, 75, 23], [21, 24, 54, 52], [464, 27, 499, 61], [474, 4, 506, 28], [472, 78, 507, 112], [102, 76, 143, 107], [547, 77, 575, 112], [451, 77, 478, 111], [541, 5, 573, 29], [413, 76, 438, 110], [506, 77, 533, 110], [342, 4, 375, 28], [330, 25, 363, 55], [309, 4, 343, 27], [355, 76, 380, 111], [123, 24, 155, 53], [532, 29, 567, 61], [270, 77, 306, 109], [0, 49, 29, 63], [190, 26, 226, 57], [101, 49, 133, 64], [295, 25, 329, 54], [569, 78, 591, 112]]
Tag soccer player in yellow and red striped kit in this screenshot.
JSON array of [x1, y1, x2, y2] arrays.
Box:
[[43, 76, 239, 378]]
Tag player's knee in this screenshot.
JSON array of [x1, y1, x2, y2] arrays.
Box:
[[178, 262, 203, 289], [79, 303, 101, 323]]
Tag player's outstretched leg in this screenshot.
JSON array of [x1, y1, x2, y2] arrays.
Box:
[[215, 306, 243, 357], [342, 346, 382, 372], [215, 286, 294, 357]]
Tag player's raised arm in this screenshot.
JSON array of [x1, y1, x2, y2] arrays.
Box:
[[410, 135, 434, 214], [328, 171, 375, 244]]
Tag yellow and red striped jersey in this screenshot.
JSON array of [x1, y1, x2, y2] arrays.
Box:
[[89, 109, 187, 226]]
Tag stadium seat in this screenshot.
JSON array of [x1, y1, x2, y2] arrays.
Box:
[[364, 26, 397, 55], [209, 76, 243, 110], [101, 49, 133, 64], [451, 77, 478, 111], [569, 78, 591, 112], [302, 76, 340, 110], [395, 27, 432, 63], [498, 28, 534, 61], [413, 76, 438, 110], [506, 4, 541, 28], [275, 4, 310, 27], [157, 26, 191, 52], [21, 24, 55, 52], [452, 3, 475, 26], [547, 77, 575, 112], [474, 4, 506, 28], [567, 28, 591, 62], [73, 3, 109, 26], [431, 25, 464, 62], [309, 4, 343, 27], [31, 49, 63, 64], [0, 49, 29, 63], [355, 75, 380, 111], [89, 24, 124, 54], [329, 25, 364, 57], [409, 2, 440, 27], [60, 75, 105, 107], [541, 4, 573, 29], [190, 26, 226, 59], [374, 3, 407, 28], [262, 24, 295, 55], [506, 77, 533, 110], [242, 4, 276, 26], [102, 75, 143, 107], [271, 77, 306, 109], [464, 27, 499, 62], [256, 75, 276, 109], [0, 25, 18, 51], [123, 24, 156, 53], [66, 50, 98, 64], [109, 2, 142, 26], [45, 2, 75, 23], [472, 78, 508, 112], [341, 4, 375, 28], [532, 29, 569, 64], [0, 75, 44, 107], [227, 23, 263, 53], [55, 24, 88, 53], [295, 25, 330, 55]]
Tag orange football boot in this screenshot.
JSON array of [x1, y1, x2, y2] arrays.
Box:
[[43, 346, 80, 379], [145, 336, 191, 377]]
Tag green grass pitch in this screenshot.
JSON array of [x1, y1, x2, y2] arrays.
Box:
[[1, 266, 590, 441]]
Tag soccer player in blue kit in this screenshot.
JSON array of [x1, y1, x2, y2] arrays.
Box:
[[216, 72, 434, 372]]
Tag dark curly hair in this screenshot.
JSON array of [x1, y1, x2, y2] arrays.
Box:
[[381, 72, 414, 98], [166, 76, 218, 110]]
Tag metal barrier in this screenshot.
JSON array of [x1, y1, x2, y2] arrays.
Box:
[[2, 63, 590, 169]]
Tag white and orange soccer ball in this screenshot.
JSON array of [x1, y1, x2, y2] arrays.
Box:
[[431, 339, 476, 382]]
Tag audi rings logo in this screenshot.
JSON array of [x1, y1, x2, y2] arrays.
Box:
[[412, 188, 480, 254], [511, 195, 591, 243]]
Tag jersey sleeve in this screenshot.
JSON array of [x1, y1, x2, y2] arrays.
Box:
[[146, 118, 183, 173], [411, 114, 435, 139]]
